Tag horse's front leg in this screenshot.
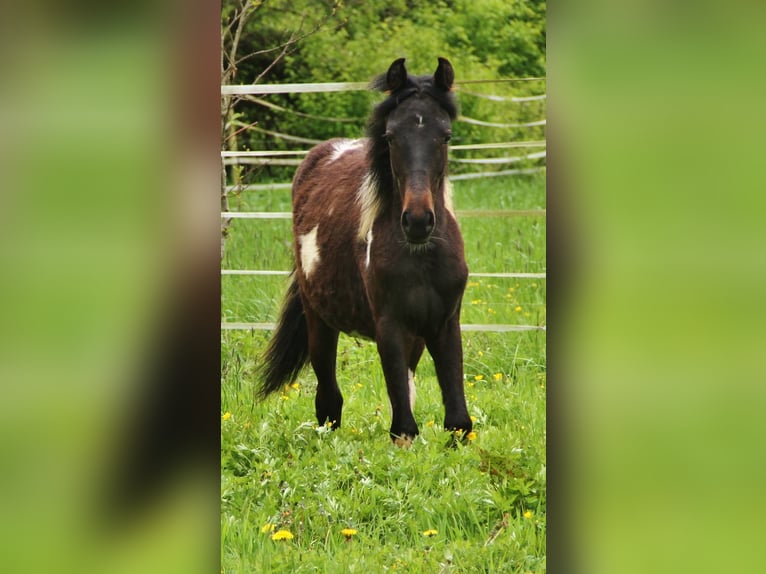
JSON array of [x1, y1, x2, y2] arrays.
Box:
[[375, 319, 419, 446], [427, 316, 473, 436]]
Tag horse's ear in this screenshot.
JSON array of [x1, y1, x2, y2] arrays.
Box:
[[434, 57, 454, 91], [386, 58, 408, 92]]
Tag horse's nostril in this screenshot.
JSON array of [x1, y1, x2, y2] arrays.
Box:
[[401, 208, 435, 242], [426, 210, 435, 231]]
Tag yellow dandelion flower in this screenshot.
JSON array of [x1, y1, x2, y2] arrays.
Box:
[[474, 374, 484, 381], [261, 523, 275, 533], [470, 416, 477, 422], [514, 306, 522, 312], [471, 299, 482, 305], [356, 383, 363, 389], [478, 350, 484, 357], [281, 395, 289, 401], [221, 412, 232, 421], [466, 431, 478, 441], [425, 420, 435, 427], [523, 510, 533, 519], [271, 529, 294, 541], [493, 372, 503, 381], [422, 529, 438, 537], [341, 528, 358, 539], [467, 382, 475, 388], [290, 383, 300, 390]]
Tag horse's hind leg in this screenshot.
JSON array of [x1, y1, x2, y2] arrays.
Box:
[[304, 307, 343, 429]]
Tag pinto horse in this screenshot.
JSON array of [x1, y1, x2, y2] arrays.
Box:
[[258, 57, 472, 446]]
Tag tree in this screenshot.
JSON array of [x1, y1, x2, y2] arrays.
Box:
[[220, 0, 343, 259]]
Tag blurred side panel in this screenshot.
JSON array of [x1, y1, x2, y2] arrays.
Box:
[[549, 1, 766, 573], [0, 1, 220, 573]]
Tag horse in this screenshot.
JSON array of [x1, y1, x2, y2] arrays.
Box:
[[257, 57, 472, 447]]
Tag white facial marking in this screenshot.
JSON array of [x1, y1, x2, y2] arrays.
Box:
[[365, 229, 373, 269], [416, 114, 424, 127], [357, 171, 382, 240], [329, 138, 363, 163], [407, 369, 416, 410], [299, 225, 320, 279]]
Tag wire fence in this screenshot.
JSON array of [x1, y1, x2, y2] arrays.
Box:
[[221, 78, 546, 333]]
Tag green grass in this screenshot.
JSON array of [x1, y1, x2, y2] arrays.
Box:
[[221, 174, 546, 573]]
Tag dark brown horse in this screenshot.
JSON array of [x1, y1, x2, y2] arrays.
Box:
[[258, 58, 472, 446]]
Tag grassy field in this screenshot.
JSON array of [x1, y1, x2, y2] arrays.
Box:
[[221, 174, 546, 573]]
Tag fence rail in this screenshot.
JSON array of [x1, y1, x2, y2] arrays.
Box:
[[221, 270, 546, 279], [220, 141, 547, 156], [223, 151, 546, 167], [221, 79, 545, 96], [221, 209, 546, 219], [221, 322, 545, 333], [222, 167, 545, 193]]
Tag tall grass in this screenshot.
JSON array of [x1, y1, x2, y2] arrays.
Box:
[[221, 174, 546, 573]]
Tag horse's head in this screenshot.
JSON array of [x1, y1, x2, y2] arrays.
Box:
[[370, 58, 457, 246]]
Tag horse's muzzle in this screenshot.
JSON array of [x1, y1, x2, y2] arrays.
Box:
[[401, 208, 435, 244]]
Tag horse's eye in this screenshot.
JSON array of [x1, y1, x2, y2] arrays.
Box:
[[384, 132, 394, 143], [444, 133, 452, 143]]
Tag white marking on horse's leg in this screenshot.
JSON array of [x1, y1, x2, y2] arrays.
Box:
[[407, 369, 416, 410], [365, 229, 373, 269], [299, 225, 320, 279], [357, 171, 382, 240], [444, 178, 456, 216], [328, 138, 363, 163]]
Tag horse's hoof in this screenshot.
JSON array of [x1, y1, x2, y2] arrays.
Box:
[[393, 434, 415, 448], [316, 417, 341, 431]]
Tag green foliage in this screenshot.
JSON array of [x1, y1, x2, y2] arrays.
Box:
[[222, 0, 546, 182]]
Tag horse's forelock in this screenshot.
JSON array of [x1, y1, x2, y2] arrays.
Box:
[[369, 72, 457, 121], [366, 74, 457, 164]]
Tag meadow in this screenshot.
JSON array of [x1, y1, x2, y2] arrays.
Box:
[[221, 174, 546, 573]]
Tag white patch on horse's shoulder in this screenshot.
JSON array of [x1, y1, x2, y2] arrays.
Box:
[[444, 178, 456, 217], [407, 369, 416, 410], [328, 138, 363, 163], [357, 171, 382, 240], [299, 225, 320, 280], [365, 229, 373, 269]]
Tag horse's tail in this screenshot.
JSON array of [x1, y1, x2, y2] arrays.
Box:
[[257, 273, 310, 399]]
